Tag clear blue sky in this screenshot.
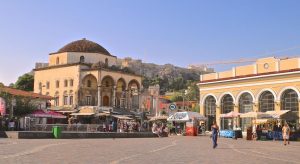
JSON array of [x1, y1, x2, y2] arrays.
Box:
[[1, 0, 300, 85]]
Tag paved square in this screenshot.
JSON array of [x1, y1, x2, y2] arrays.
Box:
[[0, 136, 299, 164]]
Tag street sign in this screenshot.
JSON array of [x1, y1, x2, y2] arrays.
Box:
[[169, 104, 177, 110]]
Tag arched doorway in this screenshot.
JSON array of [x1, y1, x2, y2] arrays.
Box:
[[128, 80, 140, 110], [259, 91, 274, 112], [103, 96, 109, 106], [80, 74, 98, 106], [221, 94, 234, 130], [116, 78, 126, 108], [204, 96, 216, 130], [239, 92, 253, 131], [281, 89, 299, 129], [101, 76, 115, 107]]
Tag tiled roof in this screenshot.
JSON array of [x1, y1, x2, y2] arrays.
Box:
[[54, 38, 112, 56], [0, 86, 52, 99]]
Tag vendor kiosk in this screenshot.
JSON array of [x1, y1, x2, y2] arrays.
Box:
[[167, 112, 206, 136]]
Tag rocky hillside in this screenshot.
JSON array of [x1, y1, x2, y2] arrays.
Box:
[[117, 57, 214, 93]]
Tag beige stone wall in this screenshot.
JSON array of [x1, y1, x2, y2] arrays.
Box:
[[34, 65, 80, 107], [67, 52, 117, 66], [202, 73, 217, 81], [218, 70, 232, 79], [49, 52, 117, 66], [280, 58, 299, 71], [256, 58, 277, 74], [49, 53, 68, 66], [236, 65, 255, 76], [201, 57, 300, 81]]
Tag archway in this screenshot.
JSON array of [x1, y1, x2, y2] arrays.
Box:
[[204, 95, 216, 130], [259, 91, 274, 112], [80, 74, 98, 106], [101, 76, 115, 107], [238, 92, 253, 131], [281, 89, 299, 129], [128, 80, 140, 110], [116, 78, 126, 108], [221, 94, 234, 130], [103, 96, 110, 106]]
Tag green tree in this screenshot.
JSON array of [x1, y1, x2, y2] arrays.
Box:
[[192, 104, 200, 113], [185, 82, 199, 101], [14, 73, 34, 91], [170, 92, 183, 102], [13, 97, 36, 117]]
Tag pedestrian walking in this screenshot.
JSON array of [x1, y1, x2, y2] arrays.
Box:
[[282, 122, 290, 146], [211, 121, 219, 149]]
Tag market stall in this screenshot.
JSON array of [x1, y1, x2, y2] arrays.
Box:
[[167, 112, 206, 136], [219, 111, 242, 139]]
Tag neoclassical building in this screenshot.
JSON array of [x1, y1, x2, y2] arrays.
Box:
[[34, 39, 142, 111], [198, 57, 300, 131]]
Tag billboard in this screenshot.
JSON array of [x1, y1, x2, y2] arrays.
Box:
[[0, 97, 6, 116]]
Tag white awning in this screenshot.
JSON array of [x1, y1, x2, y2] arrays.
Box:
[[55, 110, 78, 113], [70, 113, 94, 116], [265, 110, 290, 119], [111, 115, 133, 120]]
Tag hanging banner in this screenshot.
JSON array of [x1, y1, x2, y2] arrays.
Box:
[[0, 97, 6, 116]]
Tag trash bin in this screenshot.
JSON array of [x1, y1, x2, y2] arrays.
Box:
[[52, 126, 61, 139]]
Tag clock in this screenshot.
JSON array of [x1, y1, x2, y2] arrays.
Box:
[[264, 63, 269, 69]]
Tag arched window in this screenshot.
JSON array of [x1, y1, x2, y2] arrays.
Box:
[[204, 96, 216, 130], [106, 81, 109, 87], [239, 93, 253, 131], [221, 94, 234, 130], [56, 57, 59, 65], [259, 91, 274, 112], [221, 94, 234, 114], [281, 89, 298, 111], [239, 93, 253, 113], [105, 58, 108, 67], [205, 96, 216, 116], [80, 56, 85, 63], [87, 80, 92, 88]]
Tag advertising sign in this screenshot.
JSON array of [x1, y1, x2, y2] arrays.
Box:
[[0, 97, 6, 116]]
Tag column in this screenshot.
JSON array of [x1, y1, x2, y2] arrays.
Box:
[[275, 101, 281, 112], [216, 105, 221, 129], [113, 85, 116, 107], [137, 90, 140, 111], [97, 85, 102, 107], [234, 104, 239, 128], [125, 90, 128, 109]]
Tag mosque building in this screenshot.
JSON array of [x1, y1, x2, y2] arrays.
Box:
[[34, 38, 142, 113]]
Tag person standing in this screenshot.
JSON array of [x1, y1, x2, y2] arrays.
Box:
[[211, 121, 219, 149], [282, 123, 290, 146]]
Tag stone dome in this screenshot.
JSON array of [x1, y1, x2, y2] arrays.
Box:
[[57, 38, 111, 56]]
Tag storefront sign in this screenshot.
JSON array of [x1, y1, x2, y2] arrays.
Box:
[[169, 104, 177, 110], [0, 97, 6, 116]]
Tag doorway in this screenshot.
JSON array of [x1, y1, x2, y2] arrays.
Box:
[[103, 96, 110, 106]]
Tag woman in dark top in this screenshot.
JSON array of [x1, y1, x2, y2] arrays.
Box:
[[211, 121, 219, 149]]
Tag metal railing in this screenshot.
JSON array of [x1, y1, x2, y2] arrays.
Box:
[[28, 124, 105, 132]]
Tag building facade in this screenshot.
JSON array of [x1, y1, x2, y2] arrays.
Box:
[[34, 39, 142, 111], [198, 57, 300, 131]]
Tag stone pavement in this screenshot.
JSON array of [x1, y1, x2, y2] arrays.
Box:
[[0, 136, 299, 164]]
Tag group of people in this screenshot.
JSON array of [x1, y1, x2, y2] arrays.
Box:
[[152, 122, 169, 137], [252, 122, 291, 145], [118, 120, 141, 132]]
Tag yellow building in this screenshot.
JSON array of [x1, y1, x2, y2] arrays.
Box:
[[198, 57, 300, 131], [34, 39, 142, 112]]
